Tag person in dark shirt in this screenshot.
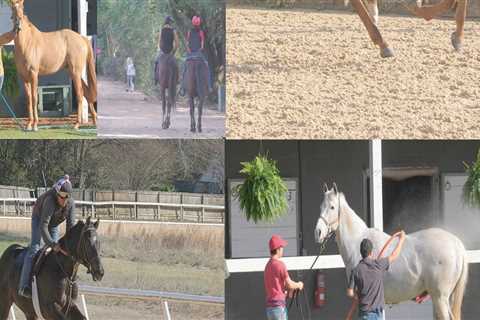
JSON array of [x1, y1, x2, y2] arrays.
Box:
[[159, 16, 179, 55], [155, 16, 180, 85], [346, 231, 406, 320], [18, 175, 76, 298]]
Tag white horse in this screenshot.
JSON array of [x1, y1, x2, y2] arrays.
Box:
[[314, 184, 468, 320]]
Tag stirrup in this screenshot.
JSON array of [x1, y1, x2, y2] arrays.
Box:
[[18, 286, 32, 299]]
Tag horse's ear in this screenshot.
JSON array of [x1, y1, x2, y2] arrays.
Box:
[[94, 219, 100, 229], [333, 182, 338, 195], [86, 216, 91, 225], [323, 183, 328, 193]]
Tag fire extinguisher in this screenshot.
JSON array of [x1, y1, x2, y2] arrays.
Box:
[[314, 271, 326, 308]]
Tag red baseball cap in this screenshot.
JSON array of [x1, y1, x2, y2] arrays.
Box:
[[269, 235, 288, 251]]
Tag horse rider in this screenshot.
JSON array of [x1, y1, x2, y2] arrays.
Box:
[[180, 15, 212, 95], [264, 235, 304, 320], [18, 175, 76, 298], [154, 16, 179, 85], [346, 232, 406, 320]]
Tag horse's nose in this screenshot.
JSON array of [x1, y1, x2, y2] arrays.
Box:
[[315, 228, 321, 243]]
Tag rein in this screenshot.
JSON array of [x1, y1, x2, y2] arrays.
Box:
[[52, 223, 97, 315]]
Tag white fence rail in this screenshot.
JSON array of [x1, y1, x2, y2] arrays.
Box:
[[79, 285, 224, 304], [0, 198, 225, 223], [9, 287, 224, 320]]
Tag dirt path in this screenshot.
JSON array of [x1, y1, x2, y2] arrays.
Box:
[[227, 7, 480, 139], [98, 77, 225, 139]]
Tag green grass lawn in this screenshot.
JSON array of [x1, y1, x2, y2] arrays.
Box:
[[0, 127, 96, 139]]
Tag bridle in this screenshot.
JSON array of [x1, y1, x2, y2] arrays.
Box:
[[54, 222, 99, 314]]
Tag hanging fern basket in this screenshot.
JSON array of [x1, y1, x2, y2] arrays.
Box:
[[463, 150, 480, 208], [235, 155, 288, 223]]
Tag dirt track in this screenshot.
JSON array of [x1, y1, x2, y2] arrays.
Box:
[[98, 77, 225, 139], [227, 7, 480, 139]]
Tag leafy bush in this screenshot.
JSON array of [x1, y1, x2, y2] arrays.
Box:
[[2, 49, 19, 99], [235, 155, 288, 223], [463, 150, 480, 208]]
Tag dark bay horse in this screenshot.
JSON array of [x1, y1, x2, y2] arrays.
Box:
[[156, 54, 178, 129], [0, 217, 104, 320], [185, 58, 209, 133]]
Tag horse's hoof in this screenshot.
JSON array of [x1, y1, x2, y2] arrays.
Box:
[[451, 32, 463, 52], [33, 126, 38, 132], [74, 124, 80, 130], [380, 47, 395, 58]]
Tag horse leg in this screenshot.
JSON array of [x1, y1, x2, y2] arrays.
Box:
[[30, 75, 39, 131], [0, 297, 13, 320], [71, 75, 84, 130], [350, 0, 393, 57], [197, 96, 204, 133], [65, 304, 86, 320], [189, 96, 196, 133], [452, 0, 467, 51], [366, 0, 379, 25], [404, 0, 455, 21], [23, 81, 33, 131], [161, 89, 167, 129], [166, 90, 172, 129], [431, 294, 451, 320]]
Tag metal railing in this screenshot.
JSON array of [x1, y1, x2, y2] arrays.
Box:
[[0, 198, 225, 223], [79, 285, 224, 304], [9, 286, 224, 320]]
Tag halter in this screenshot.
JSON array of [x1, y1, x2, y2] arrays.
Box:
[[12, 4, 22, 34]]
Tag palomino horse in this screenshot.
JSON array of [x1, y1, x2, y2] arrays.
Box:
[[315, 184, 468, 320], [156, 53, 178, 129], [0, 217, 104, 320], [5, 0, 97, 131], [349, 0, 468, 57], [185, 57, 209, 133]]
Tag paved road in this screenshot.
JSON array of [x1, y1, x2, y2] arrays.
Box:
[[97, 77, 225, 139]]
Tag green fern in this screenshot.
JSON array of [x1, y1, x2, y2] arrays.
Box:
[[2, 49, 19, 99], [234, 155, 288, 223], [463, 150, 480, 208]]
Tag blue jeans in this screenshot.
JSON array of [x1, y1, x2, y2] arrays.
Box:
[[358, 309, 383, 320], [0, 75, 3, 90], [19, 214, 60, 290], [266, 306, 288, 320], [127, 75, 135, 91]]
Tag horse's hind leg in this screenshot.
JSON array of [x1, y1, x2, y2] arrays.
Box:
[[431, 294, 451, 320], [350, 0, 393, 58], [189, 96, 196, 133], [404, 0, 455, 21], [452, 0, 467, 51], [71, 75, 84, 130], [161, 89, 167, 129], [197, 96, 204, 133]]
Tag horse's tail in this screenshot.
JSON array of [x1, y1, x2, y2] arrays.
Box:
[[451, 252, 468, 320], [0, 244, 23, 286], [82, 37, 97, 104]]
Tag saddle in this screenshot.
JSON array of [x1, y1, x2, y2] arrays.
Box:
[[15, 246, 53, 280]]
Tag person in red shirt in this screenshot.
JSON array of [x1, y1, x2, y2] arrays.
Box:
[[264, 235, 304, 320]]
